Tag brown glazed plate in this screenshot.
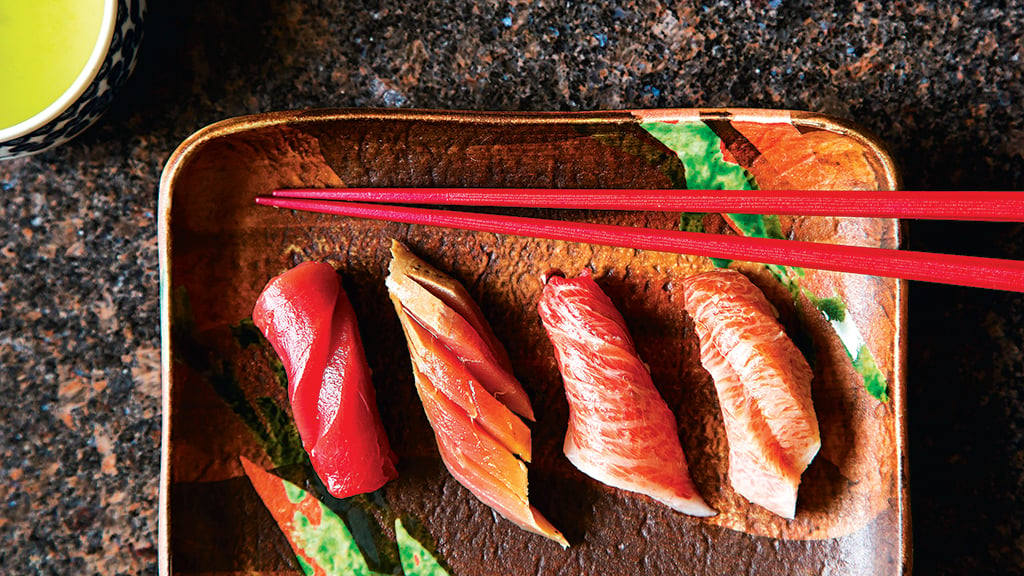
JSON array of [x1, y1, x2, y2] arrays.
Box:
[[158, 109, 909, 575]]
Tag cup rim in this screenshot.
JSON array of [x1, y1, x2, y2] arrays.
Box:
[[0, 0, 119, 142]]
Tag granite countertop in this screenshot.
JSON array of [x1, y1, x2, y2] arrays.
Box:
[[1, 1, 1022, 574]]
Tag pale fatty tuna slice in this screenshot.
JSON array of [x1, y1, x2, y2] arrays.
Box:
[[683, 269, 820, 519]]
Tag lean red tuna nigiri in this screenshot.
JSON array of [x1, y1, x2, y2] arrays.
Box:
[[682, 269, 820, 519], [387, 241, 566, 546], [538, 271, 715, 517], [253, 261, 398, 498]]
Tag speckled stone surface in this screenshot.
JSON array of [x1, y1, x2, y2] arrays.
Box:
[[0, 0, 1022, 574]]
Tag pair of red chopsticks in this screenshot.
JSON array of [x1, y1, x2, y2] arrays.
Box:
[[256, 188, 1024, 292]]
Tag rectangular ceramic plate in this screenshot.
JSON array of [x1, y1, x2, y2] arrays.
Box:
[[158, 109, 909, 576]]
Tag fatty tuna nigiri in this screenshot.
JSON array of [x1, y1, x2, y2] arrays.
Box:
[[387, 241, 566, 547], [683, 269, 820, 519], [538, 271, 715, 517], [253, 261, 398, 498]]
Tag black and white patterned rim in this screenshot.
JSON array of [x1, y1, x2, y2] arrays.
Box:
[[0, 0, 147, 159]]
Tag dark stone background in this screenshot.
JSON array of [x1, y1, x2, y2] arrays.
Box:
[[1, 0, 1021, 573]]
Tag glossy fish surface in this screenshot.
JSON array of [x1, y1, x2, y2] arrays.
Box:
[[253, 261, 398, 498], [683, 269, 820, 519], [388, 241, 566, 546], [538, 272, 715, 518]]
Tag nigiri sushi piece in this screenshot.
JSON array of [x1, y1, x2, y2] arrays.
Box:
[[253, 262, 398, 498], [537, 271, 716, 517], [387, 241, 566, 546], [398, 308, 532, 462], [388, 240, 534, 421], [682, 269, 820, 519]]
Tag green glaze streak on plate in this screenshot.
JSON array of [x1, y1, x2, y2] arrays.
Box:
[[290, 507, 381, 576], [719, 212, 890, 403], [807, 293, 847, 323], [645, 121, 758, 270], [284, 480, 306, 505], [244, 457, 447, 576], [678, 212, 706, 233], [725, 213, 786, 241], [296, 555, 315, 576], [773, 264, 890, 403], [678, 213, 731, 268], [396, 519, 450, 576], [573, 123, 688, 188], [799, 281, 889, 402], [172, 290, 284, 464], [232, 318, 306, 467], [251, 394, 305, 466], [853, 344, 890, 403], [231, 317, 266, 348], [640, 121, 756, 190], [171, 288, 307, 466], [722, 213, 787, 269], [781, 267, 889, 402], [243, 456, 383, 576]]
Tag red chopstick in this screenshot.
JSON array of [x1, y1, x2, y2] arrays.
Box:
[[256, 196, 1024, 292], [272, 188, 1024, 221]]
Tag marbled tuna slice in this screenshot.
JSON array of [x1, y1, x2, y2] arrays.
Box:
[[538, 272, 715, 517], [682, 269, 820, 519], [395, 518, 451, 576]]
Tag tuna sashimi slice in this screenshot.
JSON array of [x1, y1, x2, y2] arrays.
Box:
[[388, 240, 534, 421], [538, 272, 716, 517], [683, 269, 820, 519], [409, 361, 566, 547], [388, 240, 514, 371], [253, 261, 339, 446], [386, 242, 563, 546], [396, 307, 532, 462], [253, 262, 398, 498]]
